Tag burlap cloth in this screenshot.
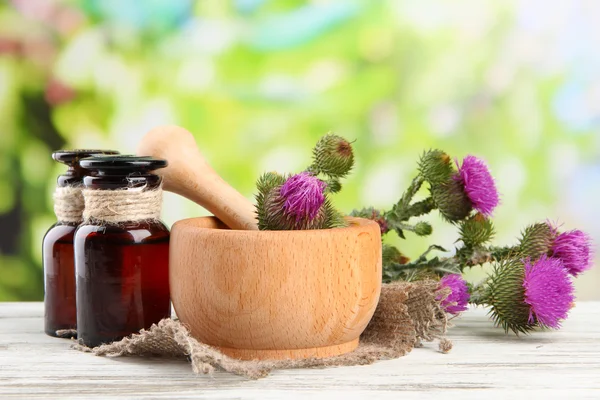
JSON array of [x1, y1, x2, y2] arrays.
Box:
[[73, 280, 452, 379]]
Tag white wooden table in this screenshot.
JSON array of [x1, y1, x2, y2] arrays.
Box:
[[1, 302, 599, 399]]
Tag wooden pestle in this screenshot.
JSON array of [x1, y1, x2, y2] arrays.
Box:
[[136, 125, 258, 230]]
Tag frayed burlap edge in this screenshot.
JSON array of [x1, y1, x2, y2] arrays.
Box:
[[73, 280, 452, 379]]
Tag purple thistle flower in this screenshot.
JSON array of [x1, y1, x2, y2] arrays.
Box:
[[523, 256, 574, 329], [280, 172, 327, 222], [454, 155, 499, 216], [437, 274, 470, 315], [549, 226, 594, 277]]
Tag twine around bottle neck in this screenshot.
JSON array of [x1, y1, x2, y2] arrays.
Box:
[[53, 186, 85, 223], [82, 185, 163, 224]]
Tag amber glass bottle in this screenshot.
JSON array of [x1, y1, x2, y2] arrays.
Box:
[[44, 149, 118, 338], [74, 155, 171, 348]]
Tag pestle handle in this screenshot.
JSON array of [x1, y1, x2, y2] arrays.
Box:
[[136, 125, 258, 230]]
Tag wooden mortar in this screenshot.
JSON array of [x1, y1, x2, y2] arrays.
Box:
[[170, 216, 382, 360]]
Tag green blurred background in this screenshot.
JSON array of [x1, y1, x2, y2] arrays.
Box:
[[0, 0, 598, 301]]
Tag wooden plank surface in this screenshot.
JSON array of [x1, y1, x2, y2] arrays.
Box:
[[0, 302, 599, 399]]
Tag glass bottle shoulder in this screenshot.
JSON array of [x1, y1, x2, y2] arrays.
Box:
[[43, 222, 79, 245], [74, 220, 170, 245]]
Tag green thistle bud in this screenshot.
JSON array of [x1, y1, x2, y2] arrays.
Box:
[[311, 134, 354, 178], [519, 222, 553, 259], [418, 149, 454, 185], [482, 259, 535, 334], [430, 179, 473, 222], [414, 221, 433, 236], [325, 179, 342, 193], [460, 213, 495, 247]]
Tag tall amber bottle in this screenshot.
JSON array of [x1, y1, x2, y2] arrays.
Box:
[[44, 149, 118, 338], [74, 155, 171, 348]]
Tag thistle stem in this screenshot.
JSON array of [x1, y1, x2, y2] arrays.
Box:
[[469, 281, 489, 306], [383, 244, 516, 280], [490, 245, 518, 260]]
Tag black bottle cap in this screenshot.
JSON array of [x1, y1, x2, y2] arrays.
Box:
[[52, 149, 120, 165], [79, 155, 168, 172]]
